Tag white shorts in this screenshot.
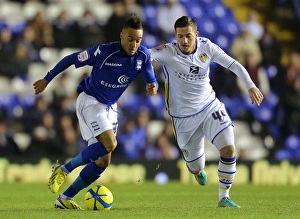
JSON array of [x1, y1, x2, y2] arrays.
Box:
[[76, 92, 118, 143], [172, 98, 234, 162]]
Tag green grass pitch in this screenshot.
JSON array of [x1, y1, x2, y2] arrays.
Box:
[[1, 181, 299, 219]]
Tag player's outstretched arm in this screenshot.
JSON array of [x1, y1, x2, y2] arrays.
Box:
[[248, 87, 264, 106], [33, 78, 49, 95], [146, 83, 158, 96]]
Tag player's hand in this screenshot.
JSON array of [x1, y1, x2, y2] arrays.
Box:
[[146, 83, 158, 96], [248, 87, 264, 106], [33, 79, 48, 95]]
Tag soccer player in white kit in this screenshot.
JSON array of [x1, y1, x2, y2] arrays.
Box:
[[149, 16, 264, 208]]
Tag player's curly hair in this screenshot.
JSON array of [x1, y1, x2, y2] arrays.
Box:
[[174, 16, 197, 31], [123, 15, 143, 31]]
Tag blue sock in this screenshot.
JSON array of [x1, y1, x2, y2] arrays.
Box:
[[63, 162, 105, 198], [64, 141, 108, 173]]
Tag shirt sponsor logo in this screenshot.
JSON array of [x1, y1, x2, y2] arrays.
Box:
[[100, 74, 130, 88], [105, 62, 122, 67], [78, 50, 89, 62], [100, 80, 129, 88], [189, 66, 199, 74], [118, 75, 130, 84]]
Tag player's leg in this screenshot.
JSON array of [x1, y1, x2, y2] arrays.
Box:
[[205, 100, 240, 207], [55, 153, 110, 209], [172, 116, 207, 185], [185, 137, 208, 186], [62, 129, 116, 174], [49, 93, 118, 195], [213, 127, 240, 208]]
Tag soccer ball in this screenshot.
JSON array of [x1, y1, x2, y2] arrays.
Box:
[[84, 185, 114, 211]]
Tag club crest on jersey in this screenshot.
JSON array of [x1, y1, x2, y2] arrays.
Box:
[[189, 66, 199, 74], [78, 50, 89, 62], [199, 53, 207, 62], [182, 149, 189, 157], [136, 60, 142, 70]]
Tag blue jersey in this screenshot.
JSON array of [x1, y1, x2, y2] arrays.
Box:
[[45, 42, 157, 105]]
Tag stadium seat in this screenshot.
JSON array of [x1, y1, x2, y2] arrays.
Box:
[[0, 1, 23, 21], [183, 1, 206, 21], [265, 65, 278, 80], [39, 47, 60, 66], [143, 4, 158, 33], [251, 101, 273, 123], [275, 149, 292, 160], [142, 33, 159, 49], [144, 93, 166, 119], [214, 33, 232, 52], [22, 0, 46, 19], [0, 94, 21, 118], [197, 18, 217, 38], [285, 135, 300, 151]]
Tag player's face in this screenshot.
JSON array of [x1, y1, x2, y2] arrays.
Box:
[[175, 26, 198, 54], [120, 28, 143, 56]]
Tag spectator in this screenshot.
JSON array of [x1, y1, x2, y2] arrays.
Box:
[[282, 71, 300, 136], [259, 23, 282, 68], [211, 66, 242, 98], [11, 41, 31, 79], [23, 95, 56, 134], [155, 122, 179, 160], [19, 26, 43, 62], [52, 10, 79, 48], [230, 25, 262, 66], [0, 28, 16, 80], [117, 120, 142, 159], [29, 111, 61, 156], [286, 51, 300, 87], [59, 114, 79, 157], [242, 9, 264, 41], [157, 0, 187, 43], [0, 118, 20, 156], [243, 53, 270, 98], [105, 1, 131, 42], [125, 0, 145, 22], [26, 11, 54, 48], [77, 9, 106, 48]]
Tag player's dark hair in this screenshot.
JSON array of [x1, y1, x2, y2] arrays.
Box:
[[123, 15, 143, 30], [174, 16, 197, 31]]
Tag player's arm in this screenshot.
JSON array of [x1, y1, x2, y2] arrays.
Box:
[[33, 54, 75, 95], [228, 61, 263, 106], [146, 83, 158, 96], [148, 45, 169, 64], [210, 43, 264, 106]]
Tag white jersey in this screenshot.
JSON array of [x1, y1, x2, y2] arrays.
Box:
[[149, 37, 256, 117]]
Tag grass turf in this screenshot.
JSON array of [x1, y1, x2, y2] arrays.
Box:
[[1, 181, 299, 219]]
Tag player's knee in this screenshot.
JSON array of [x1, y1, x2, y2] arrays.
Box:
[[220, 145, 236, 158], [105, 138, 117, 153], [96, 135, 117, 153], [95, 155, 111, 168]]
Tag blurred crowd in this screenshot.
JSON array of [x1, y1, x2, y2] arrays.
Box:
[[0, 0, 299, 161]]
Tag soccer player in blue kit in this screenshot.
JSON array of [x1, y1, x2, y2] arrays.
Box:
[[33, 16, 158, 209]]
